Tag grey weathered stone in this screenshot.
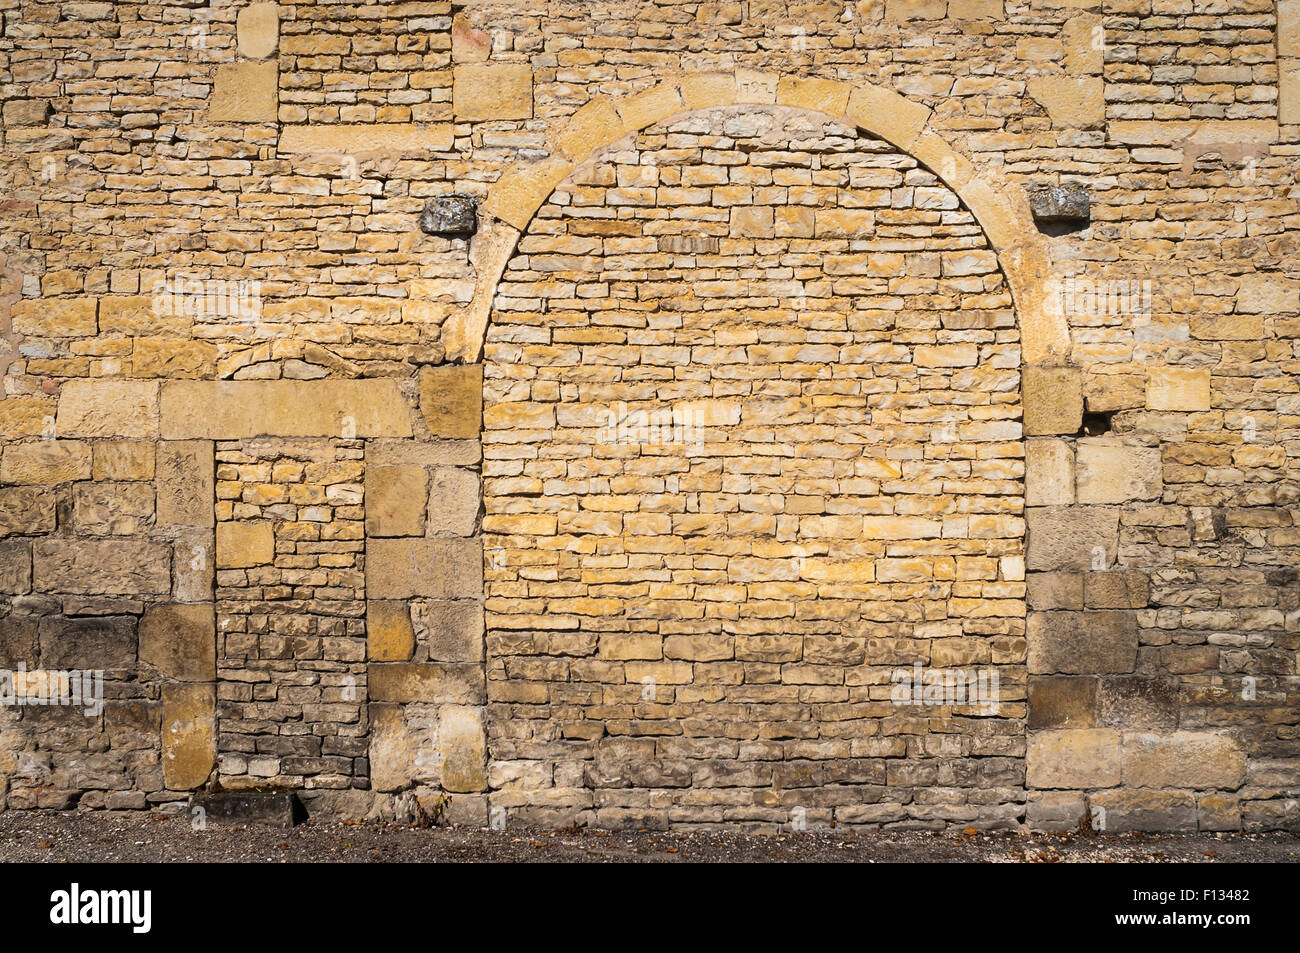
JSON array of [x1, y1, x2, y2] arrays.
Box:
[[1028, 182, 1090, 223], [1027, 610, 1138, 674], [1083, 570, 1150, 609], [366, 537, 483, 599], [38, 615, 138, 670], [72, 482, 155, 536], [1121, 731, 1247, 789], [0, 541, 32, 595], [368, 662, 486, 704], [191, 790, 304, 827], [1026, 506, 1118, 571], [419, 194, 478, 236], [0, 488, 56, 538], [1025, 791, 1087, 831], [139, 603, 215, 681], [1097, 676, 1179, 730], [0, 616, 38, 668], [156, 440, 215, 527], [1028, 676, 1096, 729], [1026, 571, 1083, 610], [413, 599, 484, 662], [33, 539, 171, 596], [1089, 790, 1198, 832]]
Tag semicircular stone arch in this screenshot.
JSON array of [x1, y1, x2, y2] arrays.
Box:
[[481, 103, 1027, 828], [443, 71, 1068, 369]]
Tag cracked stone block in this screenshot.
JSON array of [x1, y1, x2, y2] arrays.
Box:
[[419, 194, 477, 236], [1027, 182, 1091, 223]]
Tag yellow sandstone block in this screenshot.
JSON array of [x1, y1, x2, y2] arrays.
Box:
[[776, 76, 850, 116], [162, 683, 216, 790], [209, 61, 278, 123], [237, 2, 279, 59], [278, 123, 455, 153], [453, 63, 533, 121], [216, 521, 275, 568], [616, 82, 683, 132], [160, 380, 412, 439], [680, 72, 738, 110], [735, 69, 779, 104], [11, 298, 97, 337], [368, 601, 415, 662]]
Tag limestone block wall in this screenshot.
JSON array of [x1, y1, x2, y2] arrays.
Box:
[[0, 0, 1297, 831]]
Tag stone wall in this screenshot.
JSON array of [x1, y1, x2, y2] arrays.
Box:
[[0, 0, 1297, 831]]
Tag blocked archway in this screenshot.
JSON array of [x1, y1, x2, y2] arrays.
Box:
[[442, 70, 1070, 369], [479, 102, 1028, 829]]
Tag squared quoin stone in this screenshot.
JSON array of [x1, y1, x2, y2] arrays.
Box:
[[1022, 366, 1083, 435], [368, 662, 486, 704], [1084, 571, 1150, 609], [1027, 728, 1120, 789], [140, 603, 215, 681], [427, 467, 480, 536], [1075, 439, 1163, 504], [365, 465, 428, 537], [1087, 790, 1197, 832], [161, 380, 412, 439], [1026, 506, 1118, 571], [1027, 610, 1138, 675], [33, 539, 171, 596], [1121, 731, 1246, 790], [1028, 77, 1104, 129], [367, 538, 484, 600], [1025, 438, 1074, 506], [1, 441, 92, 485], [156, 440, 214, 527], [1281, 1, 1300, 59], [1028, 676, 1096, 730], [163, 683, 216, 790], [419, 365, 483, 439], [278, 124, 455, 154], [368, 601, 415, 661], [438, 705, 486, 792], [453, 63, 533, 121], [415, 599, 484, 663], [368, 702, 419, 792], [57, 380, 160, 438], [209, 61, 278, 123]]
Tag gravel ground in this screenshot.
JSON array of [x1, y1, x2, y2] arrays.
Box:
[[0, 811, 1296, 862]]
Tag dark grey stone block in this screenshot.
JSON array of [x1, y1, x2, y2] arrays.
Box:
[[1028, 182, 1090, 224], [419, 194, 477, 236], [191, 790, 305, 827]]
